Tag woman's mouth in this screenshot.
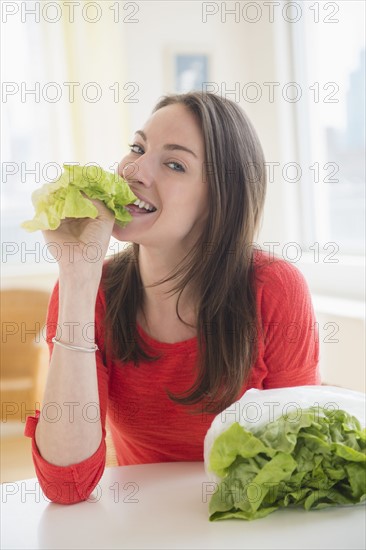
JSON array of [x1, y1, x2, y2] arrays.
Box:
[[125, 198, 157, 215]]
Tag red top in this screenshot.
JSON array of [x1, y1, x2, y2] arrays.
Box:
[[24, 250, 321, 504]]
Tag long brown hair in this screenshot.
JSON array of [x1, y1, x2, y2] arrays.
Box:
[[103, 91, 267, 413]]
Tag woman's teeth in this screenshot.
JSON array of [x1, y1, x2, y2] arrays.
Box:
[[133, 198, 156, 212]]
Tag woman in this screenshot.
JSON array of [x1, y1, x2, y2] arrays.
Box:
[[25, 92, 320, 504]]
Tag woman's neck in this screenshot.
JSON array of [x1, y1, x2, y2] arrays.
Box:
[[137, 245, 197, 323]]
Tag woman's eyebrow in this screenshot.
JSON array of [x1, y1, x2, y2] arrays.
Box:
[[135, 130, 198, 158]]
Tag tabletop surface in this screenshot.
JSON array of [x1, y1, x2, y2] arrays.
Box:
[[1, 462, 365, 550]]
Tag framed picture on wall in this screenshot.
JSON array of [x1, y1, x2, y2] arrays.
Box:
[[174, 54, 209, 93], [163, 46, 211, 93]]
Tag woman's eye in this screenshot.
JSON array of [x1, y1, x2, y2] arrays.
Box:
[[128, 143, 144, 154], [166, 161, 185, 173], [127, 144, 185, 173]]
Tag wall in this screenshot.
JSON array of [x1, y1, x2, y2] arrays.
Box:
[[122, 1, 295, 246]]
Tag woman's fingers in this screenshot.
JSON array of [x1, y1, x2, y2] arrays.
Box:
[[40, 198, 115, 270]]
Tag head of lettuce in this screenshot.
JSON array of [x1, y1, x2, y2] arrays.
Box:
[[204, 386, 366, 521], [21, 164, 137, 232]]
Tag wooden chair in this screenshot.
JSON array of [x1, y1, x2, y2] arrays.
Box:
[[1, 289, 51, 425]]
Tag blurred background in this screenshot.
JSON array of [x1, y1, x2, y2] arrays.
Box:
[[1, 0, 365, 482]]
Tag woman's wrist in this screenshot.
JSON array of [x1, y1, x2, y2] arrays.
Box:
[[55, 291, 99, 348], [59, 265, 103, 292]]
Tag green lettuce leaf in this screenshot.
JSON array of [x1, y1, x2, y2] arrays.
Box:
[[208, 407, 366, 521], [21, 164, 137, 231]]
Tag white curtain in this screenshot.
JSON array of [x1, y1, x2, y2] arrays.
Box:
[[2, 4, 129, 273]]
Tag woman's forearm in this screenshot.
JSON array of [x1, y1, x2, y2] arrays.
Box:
[[35, 274, 103, 466]]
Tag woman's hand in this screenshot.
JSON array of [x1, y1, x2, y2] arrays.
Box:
[[42, 197, 115, 280]]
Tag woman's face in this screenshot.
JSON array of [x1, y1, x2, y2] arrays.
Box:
[[112, 103, 208, 252]]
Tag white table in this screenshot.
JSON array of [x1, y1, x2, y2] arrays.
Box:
[[1, 462, 365, 550]]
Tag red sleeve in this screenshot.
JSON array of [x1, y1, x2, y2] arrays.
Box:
[[256, 256, 321, 388], [24, 280, 109, 505]]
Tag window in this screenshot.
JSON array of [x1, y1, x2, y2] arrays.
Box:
[[1, 14, 129, 276], [293, 0, 365, 256], [1, 17, 72, 274]]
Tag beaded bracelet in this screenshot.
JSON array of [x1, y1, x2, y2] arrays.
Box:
[[51, 336, 99, 353]]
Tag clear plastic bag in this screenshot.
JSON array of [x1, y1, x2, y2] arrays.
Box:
[[204, 385, 366, 481]]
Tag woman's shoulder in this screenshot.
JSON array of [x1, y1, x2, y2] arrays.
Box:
[[252, 247, 309, 295], [251, 248, 315, 330]]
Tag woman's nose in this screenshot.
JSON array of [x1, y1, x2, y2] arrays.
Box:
[[121, 162, 139, 181], [119, 158, 153, 187]]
